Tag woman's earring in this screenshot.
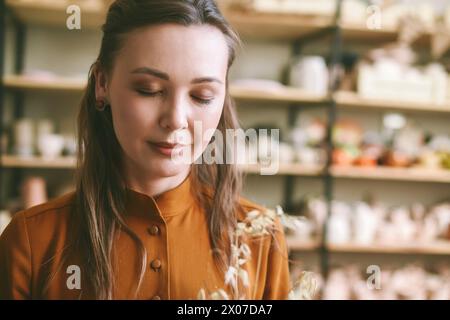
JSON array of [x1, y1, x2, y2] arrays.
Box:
[[95, 99, 107, 111]]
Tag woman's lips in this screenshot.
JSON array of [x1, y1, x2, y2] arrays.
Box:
[[147, 141, 187, 157]]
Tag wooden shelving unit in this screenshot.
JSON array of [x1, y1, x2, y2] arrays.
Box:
[[3, 74, 86, 92], [230, 85, 329, 104], [1, 155, 76, 169], [335, 91, 450, 115], [327, 241, 450, 256], [243, 163, 450, 184], [286, 237, 321, 251], [330, 165, 450, 184], [221, 6, 435, 47], [241, 163, 324, 176], [286, 238, 450, 255], [286, 238, 450, 256], [339, 22, 434, 46], [222, 6, 333, 41], [5, 1, 437, 45]]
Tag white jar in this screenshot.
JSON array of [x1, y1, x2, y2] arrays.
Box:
[[327, 201, 352, 244], [353, 202, 378, 245], [14, 118, 34, 157], [37, 133, 65, 159], [426, 63, 448, 105], [289, 56, 329, 95]]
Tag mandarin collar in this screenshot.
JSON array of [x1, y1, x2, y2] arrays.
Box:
[[125, 173, 195, 218]]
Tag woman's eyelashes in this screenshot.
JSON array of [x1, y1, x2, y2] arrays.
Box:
[[136, 89, 163, 97], [191, 95, 214, 105], [135, 88, 215, 106]]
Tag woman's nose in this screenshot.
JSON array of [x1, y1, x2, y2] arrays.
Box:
[[159, 94, 189, 131]]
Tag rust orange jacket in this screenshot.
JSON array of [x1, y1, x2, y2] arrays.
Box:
[[0, 174, 290, 300]]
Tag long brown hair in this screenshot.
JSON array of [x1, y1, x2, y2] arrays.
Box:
[[75, 0, 242, 299]]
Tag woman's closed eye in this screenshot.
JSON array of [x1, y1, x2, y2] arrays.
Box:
[[191, 95, 214, 105], [136, 88, 164, 97], [134, 86, 216, 106]]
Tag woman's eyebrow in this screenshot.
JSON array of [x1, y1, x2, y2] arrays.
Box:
[[191, 77, 223, 85], [131, 67, 169, 80], [131, 67, 223, 84]]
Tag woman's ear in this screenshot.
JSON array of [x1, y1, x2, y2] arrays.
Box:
[[93, 64, 109, 102]]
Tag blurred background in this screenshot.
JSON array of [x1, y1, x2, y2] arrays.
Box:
[[1, 0, 450, 299]]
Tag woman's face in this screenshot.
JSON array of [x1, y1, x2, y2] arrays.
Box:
[[95, 24, 229, 179]]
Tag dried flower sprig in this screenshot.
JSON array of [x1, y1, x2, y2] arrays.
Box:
[[197, 288, 230, 300], [288, 271, 318, 300], [198, 205, 317, 300]]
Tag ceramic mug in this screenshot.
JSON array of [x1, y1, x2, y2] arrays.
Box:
[[37, 133, 65, 159]]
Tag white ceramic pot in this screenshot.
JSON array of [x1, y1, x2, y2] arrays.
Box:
[[37, 133, 65, 159], [290, 56, 329, 95], [14, 118, 34, 156]]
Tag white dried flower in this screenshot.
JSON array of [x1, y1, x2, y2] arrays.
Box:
[[240, 243, 251, 258], [210, 289, 230, 300], [239, 269, 250, 287], [225, 266, 238, 287], [247, 210, 260, 219], [231, 244, 240, 258], [288, 271, 317, 300], [199, 205, 299, 300], [275, 205, 284, 216], [197, 288, 206, 300]]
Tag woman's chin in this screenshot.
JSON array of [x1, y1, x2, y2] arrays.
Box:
[[146, 159, 190, 178]]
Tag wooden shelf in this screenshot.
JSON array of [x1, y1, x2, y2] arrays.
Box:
[[339, 23, 433, 45], [286, 237, 321, 251], [1, 155, 76, 169], [241, 163, 324, 176], [6, 0, 108, 30], [222, 7, 434, 44], [335, 91, 450, 114], [230, 85, 329, 104], [3, 75, 86, 92], [327, 241, 450, 256], [287, 238, 450, 255], [243, 163, 450, 184], [223, 7, 333, 41], [331, 165, 450, 183]]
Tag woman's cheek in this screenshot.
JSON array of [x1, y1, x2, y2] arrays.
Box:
[[112, 100, 156, 148]]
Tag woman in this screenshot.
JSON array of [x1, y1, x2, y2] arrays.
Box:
[[0, 0, 290, 300]]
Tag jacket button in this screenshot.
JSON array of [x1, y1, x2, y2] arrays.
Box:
[[152, 295, 161, 300], [148, 225, 160, 236], [151, 259, 162, 270]]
